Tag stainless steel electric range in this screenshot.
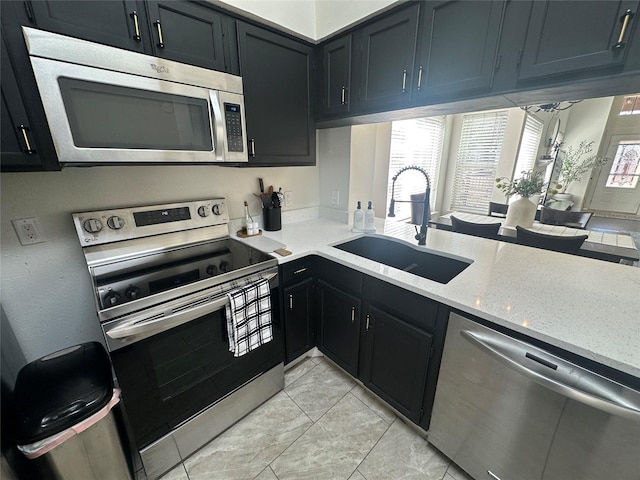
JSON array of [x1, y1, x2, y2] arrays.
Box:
[[72, 198, 284, 480]]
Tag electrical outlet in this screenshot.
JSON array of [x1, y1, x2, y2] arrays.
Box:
[[12, 217, 45, 245], [284, 191, 292, 207], [331, 190, 340, 206]]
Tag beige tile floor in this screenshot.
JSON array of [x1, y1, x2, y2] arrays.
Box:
[[159, 356, 471, 480]]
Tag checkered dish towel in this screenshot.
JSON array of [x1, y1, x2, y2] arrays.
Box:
[[225, 278, 273, 357]]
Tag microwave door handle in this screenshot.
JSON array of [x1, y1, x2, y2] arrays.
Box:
[[106, 294, 229, 339], [210, 91, 226, 161]]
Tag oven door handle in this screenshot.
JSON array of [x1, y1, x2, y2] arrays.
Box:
[[105, 272, 277, 340], [106, 295, 229, 340]]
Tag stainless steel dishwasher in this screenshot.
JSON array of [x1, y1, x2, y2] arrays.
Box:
[[429, 312, 640, 480]]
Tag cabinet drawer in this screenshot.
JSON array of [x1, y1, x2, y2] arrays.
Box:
[[281, 257, 316, 286]]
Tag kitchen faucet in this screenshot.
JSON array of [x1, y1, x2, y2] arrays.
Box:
[[388, 166, 431, 246]]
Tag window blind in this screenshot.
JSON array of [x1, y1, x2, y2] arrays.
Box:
[[451, 111, 508, 214], [387, 117, 445, 221], [513, 114, 544, 178]]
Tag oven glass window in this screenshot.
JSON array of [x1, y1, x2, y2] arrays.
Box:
[[110, 291, 282, 449], [58, 78, 213, 151]]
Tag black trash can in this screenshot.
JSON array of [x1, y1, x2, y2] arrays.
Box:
[[12, 342, 131, 480]]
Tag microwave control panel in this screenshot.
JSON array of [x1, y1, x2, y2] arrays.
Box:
[[224, 103, 244, 152]]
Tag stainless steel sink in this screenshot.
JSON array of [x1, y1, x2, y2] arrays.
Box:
[[333, 235, 471, 284]]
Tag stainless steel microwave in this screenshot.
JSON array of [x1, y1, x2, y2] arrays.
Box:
[[22, 27, 248, 166]]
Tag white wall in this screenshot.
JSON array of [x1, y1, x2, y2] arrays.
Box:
[[561, 97, 613, 208], [212, 0, 400, 40], [0, 164, 318, 362], [315, 0, 400, 40]]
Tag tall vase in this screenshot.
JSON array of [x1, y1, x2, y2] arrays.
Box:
[[504, 197, 537, 228]]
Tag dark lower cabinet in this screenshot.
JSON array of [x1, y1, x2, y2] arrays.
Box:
[[517, 0, 639, 82], [359, 305, 432, 423], [237, 22, 315, 166], [283, 277, 314, 364], [316, 279, 361, 376], [281, 257, 316, 364], [311, 257, 448, 429]]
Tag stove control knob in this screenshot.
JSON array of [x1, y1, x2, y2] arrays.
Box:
[[103, 289, 121, 307], [83, 218, 103, 234], [206, 264, 218, 276], [219, 261, 231, 273], [125, 286, 141, 300], [198, 206, 210, 218], [107, 215, 125, 230], [212, 203, 225, 216]]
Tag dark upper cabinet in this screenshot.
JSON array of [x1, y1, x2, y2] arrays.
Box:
[[413, 0, 506, 100], [517, 0, 640, 82], [360, 305, 432, 424], [29, 0, 235, 72], [1, 2, 59, 172], [237, 22, 315, 166], [146, 1, 228, 71], [320, 34, 352, 117], [28, 0, 152, 53], [354, 3, 420, 113]]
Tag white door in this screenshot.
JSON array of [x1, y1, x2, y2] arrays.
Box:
[[587, 134, 640, 214]]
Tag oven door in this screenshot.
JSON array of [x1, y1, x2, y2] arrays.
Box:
[[103, 269, 283, 452]]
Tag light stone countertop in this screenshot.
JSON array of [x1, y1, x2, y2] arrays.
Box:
[[233, 216, 640, 379]]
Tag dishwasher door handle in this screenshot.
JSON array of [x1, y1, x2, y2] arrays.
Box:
[[461, 330, 640, 421]]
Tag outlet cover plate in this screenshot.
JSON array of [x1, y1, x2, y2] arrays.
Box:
[[12, 217, 45, 245]]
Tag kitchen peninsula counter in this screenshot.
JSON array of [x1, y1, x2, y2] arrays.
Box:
[[233, 216, 640, 379]]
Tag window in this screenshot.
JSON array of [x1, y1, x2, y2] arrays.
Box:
[[450, 111, 508, 214], [387, 117, 446, 220], [619, 94, 640, 115], [513, 114, 544, 177], [605, 141, 640, 188]]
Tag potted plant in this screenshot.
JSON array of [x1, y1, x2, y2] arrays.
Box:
[[495, 170, 545, 227], [549, 140, 608, 200]]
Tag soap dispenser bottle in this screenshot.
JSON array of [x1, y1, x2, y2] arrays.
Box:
[[353, 201, 364, 232], [364, 201, 376, 231]]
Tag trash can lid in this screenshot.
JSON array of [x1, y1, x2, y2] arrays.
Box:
[[12, 342, 113, 444]]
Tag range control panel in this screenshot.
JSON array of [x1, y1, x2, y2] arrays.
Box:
[[72, 198, 229, 246]]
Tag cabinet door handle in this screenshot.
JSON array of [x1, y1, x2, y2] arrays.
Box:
[[341, 85, 346, 105], [293, 268, 307, 275], [351, 307, 355, 323], [613, 9, 634, 49], [18, 125, 35, 154], [154, 20, 164, 48], [417, 66, 423, 90], [289, 294, 293, 310], [365, 314, 370, 331], [249, 139, 256, 157], [402, 69, 407, 93], [130, 11, 141, 41]]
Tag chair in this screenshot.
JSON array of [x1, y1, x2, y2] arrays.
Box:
[[451, 216, 501, 239], [515, 226, 588, 254], [539, 207, 593, 229], [488, 202, 508, 217]]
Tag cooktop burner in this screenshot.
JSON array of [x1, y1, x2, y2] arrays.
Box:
[[72, 199, 276, 321]]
